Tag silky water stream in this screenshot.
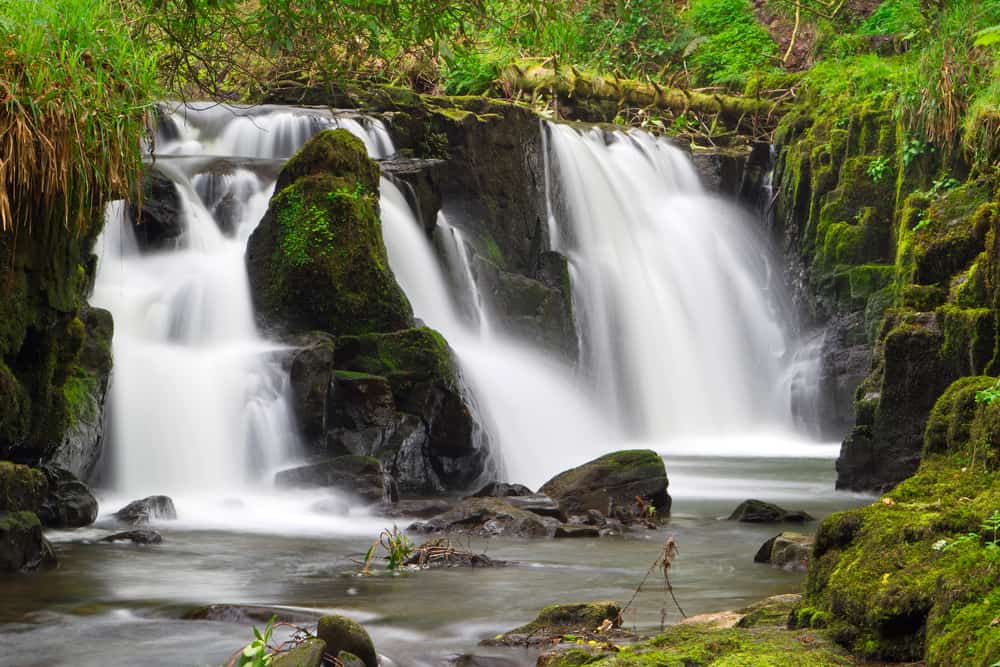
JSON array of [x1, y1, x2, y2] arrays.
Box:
[[0, 107, 871, 667]]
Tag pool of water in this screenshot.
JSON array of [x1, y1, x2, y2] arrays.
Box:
[[0, 453, 871, 667]]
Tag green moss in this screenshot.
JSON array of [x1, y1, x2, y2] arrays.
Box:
[[924, 376, 995, 457], [333, 370, 387, 382], [62, 366, 99, 425], [847, 264, 894, 300], [937, 305, 995, 376], [0, 462, 46, 512], [511, 601, 621, 636], [279, 129, 379, 192], [0, 510, 42, 532], [337, 327, 456, 388]]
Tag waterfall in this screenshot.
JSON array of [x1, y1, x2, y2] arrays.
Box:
[[92, 103, 394, 497], [545, 122, 821, 453]]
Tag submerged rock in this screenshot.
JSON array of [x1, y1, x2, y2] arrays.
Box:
[[728, 499, 813, 523], [183, 604, 324, 625], [113, 495, 177, 525], [0, 511, 57, 572], [274, 455, 387, 504], [754, 532, 813, 571], [100, 529, 162, 545], [539, 450, 671, 521], [315, 614, 378, 667], [36, 465, 98, 528]]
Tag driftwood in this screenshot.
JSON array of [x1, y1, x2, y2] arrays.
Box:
[[404, 538, 506, 568]]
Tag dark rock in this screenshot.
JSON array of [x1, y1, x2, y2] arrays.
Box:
[[334, 651, 365, 667], [381, 158, 445, 234], [316, 614, 377, 667], [754, 532, 813, 571], [468, 482, 533, 498], [504, 494, 566, 521], [113, 495, 177, 525], [484, 601, 621, 647], [599, 518, 624, 537], [36, 465, 98, 528], [326, 371, 397, 454], [274, 456, 387, 504], [414, 497, 549, 538], [380, 498, 454, 519], [727, 499, 813, 523], [0, 462, 46, 512], [130, 168, 183, 250], [285, 333, 336, 448], [183, 604, 324, 625], [554, 524, 599, 538], [448, 655, 524, 667], [0, 511, 57, 572], [271, 639, 326, 667], [539, 450, 671, 521], [568, 510, 607, 526], [100, 529, 162, 545], [246, 129, 413, 336], [690, 146, 753, 196]]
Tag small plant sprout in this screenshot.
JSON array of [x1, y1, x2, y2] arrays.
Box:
[[867, 156, 891, 183], [236, 615, 276, 667], [975, 379, 1000, 405]]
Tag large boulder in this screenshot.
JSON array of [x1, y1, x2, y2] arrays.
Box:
[[36, 464, 98, 528], [727, 499, 813, 524], [113, 495, 177, 526], [315, 615, 377, 667], [274, 455, 387, 504], [754, 532, 813, 571], [0, 511, 56, 572], [130, 167, 183, 250], [246, 129, 413, 336], [0, 461, 46, 513], [539, 450, 670, 521]]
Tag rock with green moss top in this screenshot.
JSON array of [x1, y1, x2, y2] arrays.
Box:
[[540, 450, 670, 521], [485, 601, 621, 647], [754, 532, 813, 571], [315, 615, 377, 667], [0, 462, 46, 512], [246, 130, 413, 337], [269, 638, 326, 667], [0, 511, 56, 572]]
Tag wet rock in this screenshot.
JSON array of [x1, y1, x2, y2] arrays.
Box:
[[413, 497, 549, 538], [183, 604, 324, 625], [380, 498, 454, 519], [468, 482, 533, 498], [599, 518, 624, 537], [100, 529, 162, 545], [504, 494, 566, 521], [568, 510, 607, 526], [130, 167, 183, 250], [285, 333, 336, 448], [448, 655, 524, 667], [334, 651, 365, 667], [554, 524, 599, 538], [113, 495, 177, 525], [36, 465, 98, 528], [316, 614, 377, 667], [275, 456, 386, 504], [754, 532, 813, 571], [271, 639, 326, 667], [381, 157, 445, 234], [728, 499, 813, 523], [0, 511, 57, 572], [539, 450, 671, 521], [484, 601, 621, 647]]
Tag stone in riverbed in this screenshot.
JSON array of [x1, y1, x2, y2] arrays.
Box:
[[554, 524, 599, 538], [504, 494, 566, 521], [468, 482, 533, 498], [484, 601, 622, 647], [274, 455, 386, 504], [412, 497, 549, 538], [316, 614, 378, 667], [36, 464, 98, 528], [539, 449, 670, 521], [728, 499, 813, 523], [99, 529, 162, 545], [113, 495, 177, 525], [754, 532, 813, 571], [270, 639, 326, 667], [380, 498, 454, 519], [183, 604, 324, 625], [0, 511, 57, 572]]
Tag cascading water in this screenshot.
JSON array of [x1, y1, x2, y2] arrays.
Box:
[[544, 122, 825, 456], [92, 104, 394, 503]]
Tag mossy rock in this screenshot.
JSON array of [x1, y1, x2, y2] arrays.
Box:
[[246, 133, 413, 336], [539, 450, 670, 520], [0, 461, 46, 512], [269, 638, 326, 667], [0, 510, 56, 572], [315, 615, 377, 667]]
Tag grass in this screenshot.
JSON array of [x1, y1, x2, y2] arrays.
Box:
[[0, 0, 158, 234]]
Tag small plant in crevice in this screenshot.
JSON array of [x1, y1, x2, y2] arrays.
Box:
[[867, 156, 891, 183], [902, 137, 930, 168], [975, 379, 1000, 405], [933, 510, 1000, 555], [236, 615, 276, 667], [927, 174, 961, 197]]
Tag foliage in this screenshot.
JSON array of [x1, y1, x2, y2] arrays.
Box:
[[237, 615, 276, 667], [687, 0, 779, 87], [0, 0, 158, 233], [359, 526, 415, 574], [976, 379, 1000, 405], [866, 156, 891, 183]]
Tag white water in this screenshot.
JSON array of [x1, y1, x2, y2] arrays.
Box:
[[93, 104, 394, 501], [545, 123, 824, 456]]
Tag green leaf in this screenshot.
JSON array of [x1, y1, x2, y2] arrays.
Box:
[[974, 25, 1000, 48]]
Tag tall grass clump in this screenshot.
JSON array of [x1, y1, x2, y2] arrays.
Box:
[[0, 0, 158, 234]]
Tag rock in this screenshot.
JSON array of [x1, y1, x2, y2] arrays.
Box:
[[183, 604, 324, 625], [49, 306, 114, 480], [554, 524, 599, 538], [285, 333, 336, 448], [754, 532, 813, 571], [0, 462, 46, 512], [310, 496, 351, 516], [274, 456, 387, 504], [448, 655, 523, 667], [504, 494, 566, 520], [0, 511, 57, 572], [246, 129, 413, 336], [100, 529, 162, 545], [728, 499, 813, 523], [414, 497, 549, 538], [539, 450, 671, 521], [130, 167, 183, 250], [334, 651, 366, 667], [568, 510, 607, 526], [325, 371, 398, 457], [381, 157, 445, 234], [468, 482, 533, 498], [485, 601, 621, 647], [112, 495, 177, 525], [380, 498, 454, 519], [315, 614, 377, 667], [599, 518, 624, 537], [271, 639, 326, 667], [36, 465, 98, 528]]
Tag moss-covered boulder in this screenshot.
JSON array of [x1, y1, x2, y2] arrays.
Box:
[[0, 461, 46, 512], [246, 129, 413, 336], [315, 615, 377, 667], [269, 638, 326, 667], [0, 511, 56, 572], [485, 601, 622, 647], [539, 450, 670, 520]]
